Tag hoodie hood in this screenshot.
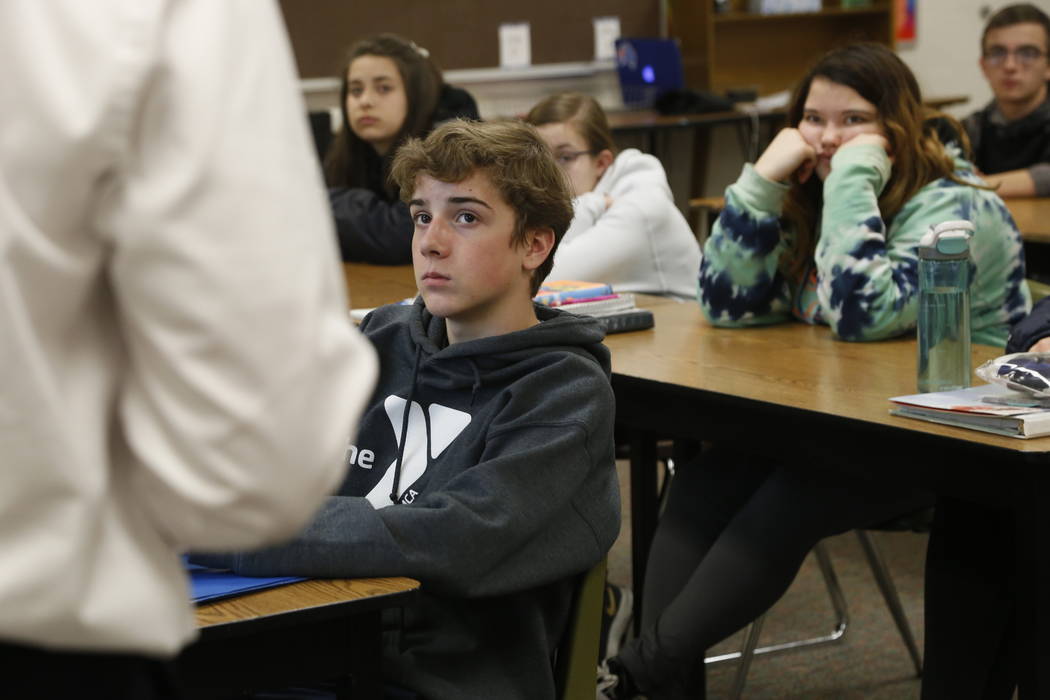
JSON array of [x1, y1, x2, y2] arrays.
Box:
[[402, 298, 612, 394]]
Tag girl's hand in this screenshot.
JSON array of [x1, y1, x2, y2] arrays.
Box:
[[603, 193, 614, 210], [840, 133, 893, 161], [754, 128, 817, 184]]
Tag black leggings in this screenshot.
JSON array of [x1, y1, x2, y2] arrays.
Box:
[[617, 444, 934, 699]]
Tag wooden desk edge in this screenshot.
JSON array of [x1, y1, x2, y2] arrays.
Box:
[[612, 297, 1050, 453], [196, 576, 421, 634]]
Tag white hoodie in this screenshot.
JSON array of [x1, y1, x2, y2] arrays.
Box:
[[548, 149, 702, 299], [0, 0, 377, 656]]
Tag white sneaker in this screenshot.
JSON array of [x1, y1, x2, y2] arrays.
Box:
[[596, 658, 639, 700], [598, 583, 634, 660], [596, 660, 622, 700]]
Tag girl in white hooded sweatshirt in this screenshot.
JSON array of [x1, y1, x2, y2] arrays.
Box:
[[527, 93, 702, 299]]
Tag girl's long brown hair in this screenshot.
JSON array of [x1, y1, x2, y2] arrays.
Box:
[[525, 92, 618, 156], [323, 34, 443, 197], [781, 43, 973, 279]]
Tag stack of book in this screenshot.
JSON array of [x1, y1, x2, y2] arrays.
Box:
[[889, 383, 1050, 439], [534, 281, 654, 334]]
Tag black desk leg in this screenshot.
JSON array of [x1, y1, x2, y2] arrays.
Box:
[[922, 499, 1017, 700], [1017, 469, 1050, 700], [343, 611, 383, 700], [629, 430, 659, 635]]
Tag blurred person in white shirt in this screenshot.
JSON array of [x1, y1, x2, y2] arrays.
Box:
[[0, 1, 377, 696]]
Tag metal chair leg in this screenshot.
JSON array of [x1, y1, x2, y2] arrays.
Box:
[[856, 530, 923, 676], [656, 455, 675, 518], [706, 534, 921, 693], [705, 541, 850, 667], [706, 541, 850, 699], [727, 614, 766, 700]]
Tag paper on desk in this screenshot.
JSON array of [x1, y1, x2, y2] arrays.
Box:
[[889, 384, 1046, 416]]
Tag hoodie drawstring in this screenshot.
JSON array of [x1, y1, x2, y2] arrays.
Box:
[[467, 359, 482, 407], [390, 345, 423, 504]]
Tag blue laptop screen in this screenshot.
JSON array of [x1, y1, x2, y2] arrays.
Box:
[[615, 38, 684, 108]]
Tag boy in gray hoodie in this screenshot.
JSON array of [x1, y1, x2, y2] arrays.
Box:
[[195, 119, 620, 700]]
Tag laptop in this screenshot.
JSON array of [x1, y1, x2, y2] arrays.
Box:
[[614, 38, 685, 109]]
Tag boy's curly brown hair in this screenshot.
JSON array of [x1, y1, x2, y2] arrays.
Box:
[[390, 119, 573, 295]]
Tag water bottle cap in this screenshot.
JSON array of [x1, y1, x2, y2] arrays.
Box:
[[919, 221, 973, 260], [936, 231, 970, 255], [931, 220, 975, 235]]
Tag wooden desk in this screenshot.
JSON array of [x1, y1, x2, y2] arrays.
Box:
[[1007, 198, 1050, 280], [343, 263, 416, 310], [179, 577, 420, 699], [926, 94, 970, 111], [607, 107, 784, 134], [1006, 198, 1050, 243], [608, 295, 1050, 695]]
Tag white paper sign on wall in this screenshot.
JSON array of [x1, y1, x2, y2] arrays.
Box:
[[499, 22, 532, 69], [593, 16, 621, 61]]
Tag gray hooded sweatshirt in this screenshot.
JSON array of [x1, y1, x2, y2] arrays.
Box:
[[198, 299, 620, 699]]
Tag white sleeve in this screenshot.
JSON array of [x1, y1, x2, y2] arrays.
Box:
[[96, 0, 377, 550], [546, 194, 651, 285], [567, 192, 608, 233]]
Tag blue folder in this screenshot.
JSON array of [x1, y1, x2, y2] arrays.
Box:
[[187, 562, 308, 604]]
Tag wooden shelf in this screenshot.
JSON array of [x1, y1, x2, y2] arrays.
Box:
[[713, 7, 889, 23], [669, 0, 894, 95]]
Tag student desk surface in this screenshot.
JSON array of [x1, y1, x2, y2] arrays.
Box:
[[607, 294, 1050, 695], [1007, 197, 1050, 243], [344, 262, 418, 310], [179, 577, 420, 699], [606, 107, 783, 133]]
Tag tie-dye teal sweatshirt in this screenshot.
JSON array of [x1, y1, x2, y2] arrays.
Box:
[[698, 142, 1031, 346]]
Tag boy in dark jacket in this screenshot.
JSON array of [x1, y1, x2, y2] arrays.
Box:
[[196, 119, 620, 700], [963, 3, 1050, 197]]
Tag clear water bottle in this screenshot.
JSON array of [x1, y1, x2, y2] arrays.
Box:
[[917, 220, 974, 393]]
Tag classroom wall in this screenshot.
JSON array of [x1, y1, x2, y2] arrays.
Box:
[[699, 0, 1049, 199], [296, 0, 1050, 202], [280, 0, 659, 76], [897, 0, 1000, 119]]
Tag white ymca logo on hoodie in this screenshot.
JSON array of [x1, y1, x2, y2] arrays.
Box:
[[365, 395, 471, 509]]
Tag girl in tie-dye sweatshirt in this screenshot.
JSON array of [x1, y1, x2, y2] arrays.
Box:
[[601, 43, 1032, 700], [698, 80, 1029, 348]]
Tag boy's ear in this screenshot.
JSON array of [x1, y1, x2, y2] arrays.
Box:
[[521, 227, 556, 272]]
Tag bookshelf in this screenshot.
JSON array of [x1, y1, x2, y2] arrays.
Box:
[[668, 0, 895, 96]]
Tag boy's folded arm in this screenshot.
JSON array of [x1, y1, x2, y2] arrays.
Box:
[[208, 419, 619, 597]]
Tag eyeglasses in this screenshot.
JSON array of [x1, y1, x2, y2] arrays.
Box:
[[554, 150, 597, 167], [983, 45, 1047, 67]]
